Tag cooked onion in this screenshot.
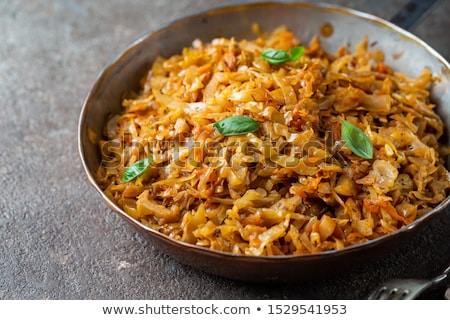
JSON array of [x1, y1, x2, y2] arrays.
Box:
[[97, 25, 450, 256]]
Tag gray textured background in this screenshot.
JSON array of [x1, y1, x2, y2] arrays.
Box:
[[1, 0, 449, 299]]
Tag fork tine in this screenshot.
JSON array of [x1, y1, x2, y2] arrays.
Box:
[[388, 288, 411, 300], [384, 288, 399, 300], [369, 263, 450, 300], [380, 287, 400, 300], [369, 280, 431, 300], [368, 286, 388, 300], [369, 286, 411, 300]]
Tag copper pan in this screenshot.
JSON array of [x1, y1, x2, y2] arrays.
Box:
[[78, 2, 450, 283]]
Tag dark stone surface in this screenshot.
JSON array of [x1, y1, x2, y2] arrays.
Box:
[[1, 0, 449, 299]]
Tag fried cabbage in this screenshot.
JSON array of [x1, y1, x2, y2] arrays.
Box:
[[96, 25, 450, 256]]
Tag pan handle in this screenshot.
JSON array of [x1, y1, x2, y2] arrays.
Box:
[[389, 0, 441, 31]]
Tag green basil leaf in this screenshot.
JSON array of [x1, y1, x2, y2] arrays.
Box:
[[288, 46, 305, 62], [341, 120, 374, 159], [261, 48, 290, 65], [122, 156, 153, 182], [261, 46, 304, 65], [213, 115, 260, 136]]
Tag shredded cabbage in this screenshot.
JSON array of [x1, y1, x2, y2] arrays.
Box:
[[96, 25, 450, 256]]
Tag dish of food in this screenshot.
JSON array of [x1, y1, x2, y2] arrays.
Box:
[[79, 2, 450, 281], [96, 24, 449, 256]]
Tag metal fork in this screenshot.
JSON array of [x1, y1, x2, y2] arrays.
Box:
[[368, 264, 450, 300]]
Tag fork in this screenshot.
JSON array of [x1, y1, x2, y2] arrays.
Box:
[[368, 264, 450, 300]]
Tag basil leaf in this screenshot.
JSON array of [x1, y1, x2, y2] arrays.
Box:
[[288, 46, 305, 62], [341, 120, 373, 159], [261, 46, 304, 65], [261, 48, 290, 65], [122, 156, 153, 182], [213, 115, 260, 136]]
